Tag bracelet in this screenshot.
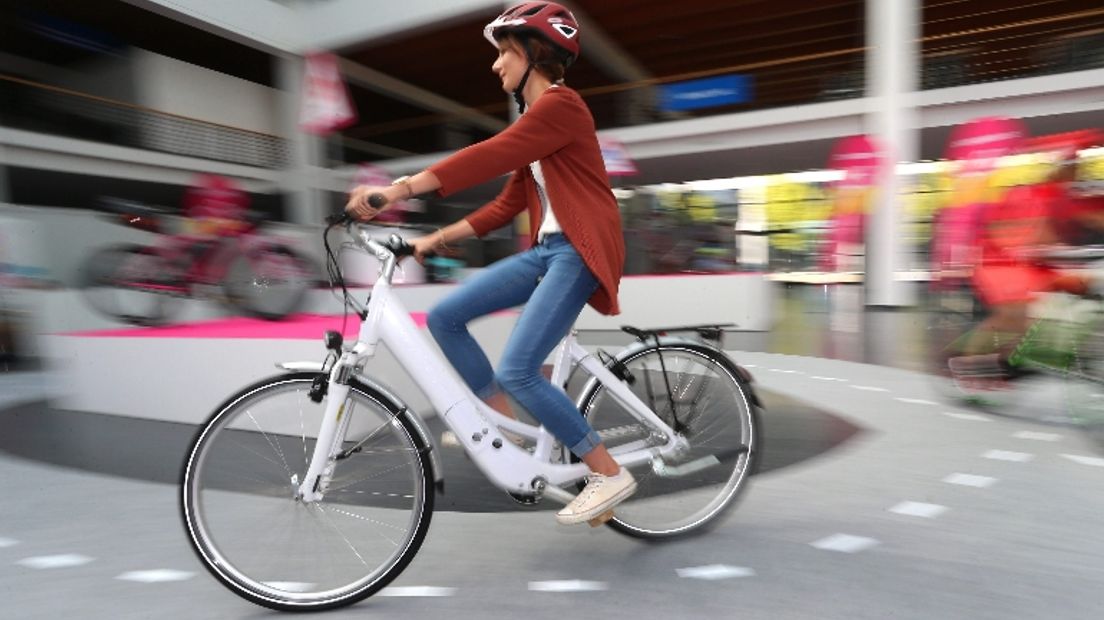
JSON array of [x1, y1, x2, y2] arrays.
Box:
[[430, 227, 448, 248], [392, 175, 414, 200]]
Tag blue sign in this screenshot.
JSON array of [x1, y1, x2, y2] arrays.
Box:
[[658, 74, 752, 112]]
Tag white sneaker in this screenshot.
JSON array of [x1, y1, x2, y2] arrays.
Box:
[[556, 469, 637, 526]]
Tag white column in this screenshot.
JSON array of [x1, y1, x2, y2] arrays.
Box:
[[864, 0, 919, 307], [275, 55, 326, 226]]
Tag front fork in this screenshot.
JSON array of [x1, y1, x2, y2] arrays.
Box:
[[297, 358, 356, 503]]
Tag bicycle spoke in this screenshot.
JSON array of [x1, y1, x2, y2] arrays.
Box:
[[316, 505, 374, 566]]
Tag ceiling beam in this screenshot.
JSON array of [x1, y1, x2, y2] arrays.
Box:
[[339, 59, 507, 134], [561, 1, 651, 83]]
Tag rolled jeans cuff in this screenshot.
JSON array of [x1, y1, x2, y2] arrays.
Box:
[[474, 380, 499, 401], [569, 429, 603, 458]]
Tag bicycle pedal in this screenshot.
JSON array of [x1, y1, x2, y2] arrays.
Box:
[[587, 510, 614, 528]]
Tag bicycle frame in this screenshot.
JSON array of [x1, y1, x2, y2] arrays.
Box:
[[296, 231, 689, 503]]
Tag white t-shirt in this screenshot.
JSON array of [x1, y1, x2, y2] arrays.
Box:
[[528, 83, 563, 242], [530, 159, 562, 240]]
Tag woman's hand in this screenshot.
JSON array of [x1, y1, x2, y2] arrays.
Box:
[[345, 185, 393, 221], [408, 234, 444, 264]]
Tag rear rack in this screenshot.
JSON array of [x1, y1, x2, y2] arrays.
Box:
[[620, 324, 735, 345]]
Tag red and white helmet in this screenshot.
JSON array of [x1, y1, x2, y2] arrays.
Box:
[[484, 2, 581, 64]]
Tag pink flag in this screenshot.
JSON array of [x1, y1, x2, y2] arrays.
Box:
[[299, 52, 357, 135]]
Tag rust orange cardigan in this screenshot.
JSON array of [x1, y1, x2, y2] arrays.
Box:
[[427, 87, 624, 316]]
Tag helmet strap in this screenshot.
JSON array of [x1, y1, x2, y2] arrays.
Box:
[[513, 63, 534, 114]]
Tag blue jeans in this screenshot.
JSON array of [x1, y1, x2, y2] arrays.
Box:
[[427, 234, 603, 457]]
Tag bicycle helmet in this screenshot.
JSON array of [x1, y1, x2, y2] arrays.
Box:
[[484, 2, 581, 113], [484, 2, 580, 63]]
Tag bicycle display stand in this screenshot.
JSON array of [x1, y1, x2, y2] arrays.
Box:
[[44, 293, 510, 425], [43, 273, 774, 425]]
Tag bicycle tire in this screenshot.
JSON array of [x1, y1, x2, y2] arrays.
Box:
[[223, 245, 313, 321], [180, 373, 435, 612], [927, 293, 1093, 425], [576, 343, 759, 540], [1062, 305, 1104, 426], [79, 244, 182, 326]]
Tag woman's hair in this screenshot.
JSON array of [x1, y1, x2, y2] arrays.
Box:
[[501, 33, 568, 82]]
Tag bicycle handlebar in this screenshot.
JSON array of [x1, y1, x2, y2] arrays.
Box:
[[325, 193, 392, 227]]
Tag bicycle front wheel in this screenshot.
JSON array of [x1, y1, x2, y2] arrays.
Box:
[[578, 343, 759, 540], [223, 245, 313, 320], [181, 374, 435, 611]]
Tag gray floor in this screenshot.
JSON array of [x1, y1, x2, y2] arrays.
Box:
[[2, 291, 1103, 619]]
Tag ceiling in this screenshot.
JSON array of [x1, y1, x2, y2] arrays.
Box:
[[340, 0, 1104, 157], [0, 0, 274, 85], [2, 0, 1102, 184]]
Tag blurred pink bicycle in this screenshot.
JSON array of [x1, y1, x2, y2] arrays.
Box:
[[80, 198, 316, 326]]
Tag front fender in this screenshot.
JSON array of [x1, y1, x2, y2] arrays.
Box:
[[277, 361, 445, 492]]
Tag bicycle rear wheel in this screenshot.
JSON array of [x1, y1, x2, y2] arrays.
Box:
[[181, 374, 434, 611], [223, 245, 313, 320], [80, 244, 182, 326], [1063, 306, 1104, 426], [577, 343, 759, 540], [928, 294, 1091, 424]]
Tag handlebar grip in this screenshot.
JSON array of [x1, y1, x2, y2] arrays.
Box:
[[368, 193, 388, 210]]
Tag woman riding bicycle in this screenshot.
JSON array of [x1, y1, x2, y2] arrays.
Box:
[[345, 2, 636, 525]]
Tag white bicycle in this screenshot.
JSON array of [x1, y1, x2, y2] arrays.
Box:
[[180, 215, 762, 612]]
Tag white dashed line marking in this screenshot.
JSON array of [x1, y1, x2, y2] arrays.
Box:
[[116, 570, 195, 583], [1061, 454, 1104, 467], [894, 397, 937, 406], [889, 501, 948, 518], [851, 385, 889, 392], [17, 554, 94, 569], [0, 537, 18, 548], [810, 376, 847, 382], [810, 534, 880, 553], [676, 565, 756, 580], [529, 580, 608, 592], [983, 450, 1034, 462], [944, 411, 992, 422], [379, 586, 457, 597], [943, 473, 998, 488], [1013, 431, 1061, 442]]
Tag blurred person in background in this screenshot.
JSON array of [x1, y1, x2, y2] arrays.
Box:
[[344, 2, 637, 525], [182, 173, 250, 239], [950, 139, 1104, 380], [930, 173, 988, 292]]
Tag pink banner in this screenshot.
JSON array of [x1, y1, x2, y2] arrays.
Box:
[[299, 52, 357, 135], [945, 116, 1025, 174], [828, 135, 881, 189], [599, 137, 638, 177]]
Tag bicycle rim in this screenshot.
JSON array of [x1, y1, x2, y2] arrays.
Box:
[[181, 376, 433, 611], [579, 345, 756, 539]]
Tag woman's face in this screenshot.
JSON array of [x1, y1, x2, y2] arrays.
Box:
[[492, 40, 527, 93]]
